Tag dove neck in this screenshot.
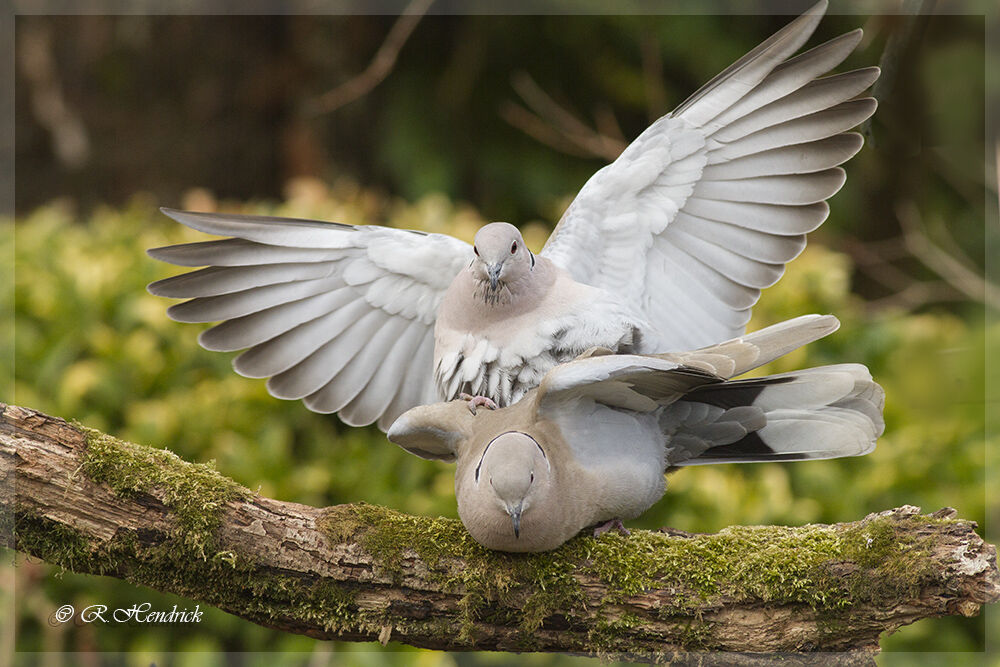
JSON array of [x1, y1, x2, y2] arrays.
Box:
[[447, 256, 558, 330], [481, 255, 553, 309]]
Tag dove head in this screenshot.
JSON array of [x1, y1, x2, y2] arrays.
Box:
[[458, 431, 558, 551], [471, 223, 534, 305]]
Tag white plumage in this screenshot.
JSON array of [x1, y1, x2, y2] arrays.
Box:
[[148, 0, 876, 430]]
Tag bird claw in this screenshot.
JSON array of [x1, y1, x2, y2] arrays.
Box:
[[593, 518, 630, 538], [459, 393, 498, 416]]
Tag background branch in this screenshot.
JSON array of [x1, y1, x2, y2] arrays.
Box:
[[310, 0, 434, 115], [841, 200, 999, 313], [501, 72, 626, 162], [2, 403, 997, 663]]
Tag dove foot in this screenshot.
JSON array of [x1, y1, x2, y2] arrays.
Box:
[[593, 518, 630, 537], [459, 393, 498, 415]]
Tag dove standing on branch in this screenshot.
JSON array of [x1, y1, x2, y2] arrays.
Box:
[[387, 314, 885, 552], [147, 1, 878, 430]]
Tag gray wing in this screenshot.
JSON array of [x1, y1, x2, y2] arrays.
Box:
[[534, 314, 860, 465], [536, 354, 722, 415], [541, 0, 877, 350], [664, 364, 884, 465], [385, 400, 474, 462], [148, 208, 472, 431], [537, 314, 840, 413]]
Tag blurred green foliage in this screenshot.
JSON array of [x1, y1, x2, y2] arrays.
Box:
[[5, 180, 994, 663]]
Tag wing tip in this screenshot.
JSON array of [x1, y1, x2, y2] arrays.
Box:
[[164, 301, 198, 323], [147, 244, 183, 264], [806, 0, 828, 16], [146, 275, 175, 297], [159, 206, 193, 225], [197, 327, 240, 353], [819, 313, 841, 333]]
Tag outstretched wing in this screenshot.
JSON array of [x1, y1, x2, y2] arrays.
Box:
[[148, 208, 472, 431], [540, 0, 877, 351]]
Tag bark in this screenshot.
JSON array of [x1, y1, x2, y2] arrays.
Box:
[[2, 402, 997, 665]]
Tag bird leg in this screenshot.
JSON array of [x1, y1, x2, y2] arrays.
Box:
[[593, 518, 631, 537], [459, 393, 498, 416]]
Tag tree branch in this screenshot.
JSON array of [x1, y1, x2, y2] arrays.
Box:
[[2, 402, 997, 663]]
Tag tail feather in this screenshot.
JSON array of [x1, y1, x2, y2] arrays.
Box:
[[663, 363, 883, 466]]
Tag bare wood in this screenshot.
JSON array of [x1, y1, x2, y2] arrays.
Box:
[[2, 402, 997, 663]]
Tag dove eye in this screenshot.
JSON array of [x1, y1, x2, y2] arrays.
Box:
[[474, 246, 479, 256], [510, 241, 517, 254], [530, 472, 534, 483]]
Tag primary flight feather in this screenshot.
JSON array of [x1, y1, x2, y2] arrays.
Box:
[[148, 0, 877, 430]]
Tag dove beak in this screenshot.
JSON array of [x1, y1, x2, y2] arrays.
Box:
[[487, 263, 502, 291], [508, 503, 522, 538]]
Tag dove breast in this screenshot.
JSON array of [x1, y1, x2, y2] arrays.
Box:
[[546, 402, 668, 524], [434, 255, 644, 407]]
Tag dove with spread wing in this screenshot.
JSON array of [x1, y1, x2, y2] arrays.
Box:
[[148, 1, 877, 431]]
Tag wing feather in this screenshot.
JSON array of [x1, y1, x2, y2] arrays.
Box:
[[711, 68, 879, 143], [691, 168, 845, 205], [304, 315, 412, 414], [671, 213, 806, 264], [682, 198, 829, 234], [667, 231, 784, 289], [148, 263, 337, 298], [166, 276, 344, 323], [222, 292, 366, 361], [707, 99, 877, 162], [381, 330, 439, 432], [337, 319, 428, 426], [268, 309, 389, 400], [148, 238, 346, 267], [706, 30, 864, 130], [537, 354, 720, 416], [651, 237, 758, 310], [149, 209, 471, 430], [700, 133, 862, 179], [540, 4, 875, 350]]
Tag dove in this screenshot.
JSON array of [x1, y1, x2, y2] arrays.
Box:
[[387, 315, 885, 552], [147, 0, 878, 430]]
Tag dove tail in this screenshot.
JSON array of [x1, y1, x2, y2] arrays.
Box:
[[662, 363, 884, 466]]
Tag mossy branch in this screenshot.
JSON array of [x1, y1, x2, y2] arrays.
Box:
[[2, 403, 997, 664]]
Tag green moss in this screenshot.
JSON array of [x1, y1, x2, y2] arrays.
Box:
[[588, 611, 643, 647], [14, 513, 93, 574], [576, 515, 939, 612], [79, 425, 250, 558], [319, 504, 947, 651], [674, 617, 716, 650], [319, 503, 588, 645]]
